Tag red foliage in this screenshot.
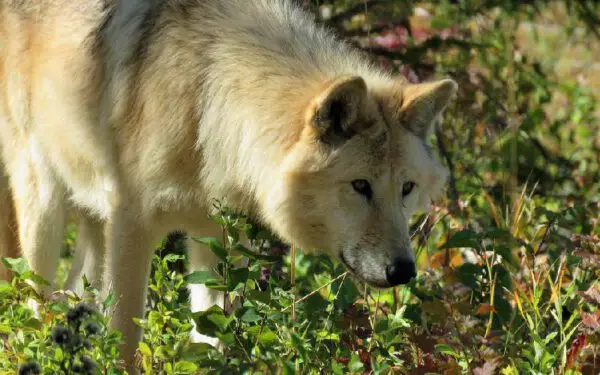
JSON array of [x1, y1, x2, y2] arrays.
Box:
[[566, 333, 587, 370]]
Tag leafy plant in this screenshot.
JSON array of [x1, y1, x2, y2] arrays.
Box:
[[0, 258, 125, 374]]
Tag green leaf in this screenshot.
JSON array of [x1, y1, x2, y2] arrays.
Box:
[[185, 271, 219, 285], [26, 273, 50, 286], [1, 257, 30, 275], [349, 353, 364, 372], [163, 254, 184, 264], [49, 301, 70, 313], [206, 283, 229, 292], [533, 340, 544, 362], [192, 237, 228, 261], [246, 290, 271, 305], [544, 332, 558, 344], [138, 341, 152, 357], [257, 328, 278, 345], [240, 308, 261, 323], [216, 331, 235, 346], [0, 280, 12, 294], [494, 295, 513, 323], [337, 277, 359, 309], [155, 345, 174, 360], [192, 236, 222, 247], [174, 361, 198, 374], [103, 290, 116, 309], [208, 313, 234, 332], [331, 360, 345, 375], [22, 317, 42, 330], [484, 229, 532, 253], [232, 243, 258, 259], [483, 228, 514, 242], [228, 267, 249, 289], [54, 347, 64, 362], [184, 343, 215, 358], [0, 324, 11, 334], [317, 330, 340, 342], [534, 207, 559, 221], [435, 344, 459, 358], [193, 305, 233, 337], [441, 230, 480, 249], [457, 263, 483, 289]]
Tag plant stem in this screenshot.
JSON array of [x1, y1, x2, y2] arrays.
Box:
[[290, 244, 296, 331]]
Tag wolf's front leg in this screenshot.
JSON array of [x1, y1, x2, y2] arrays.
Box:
[[64, 214, 106, 296], [103, 209, 156, 373], [187, 234, 223, 347], [5, 149, 66, 297], [186, 217, 225, 346], [186, 217, 249, 347], [0, 168, 19, 282]]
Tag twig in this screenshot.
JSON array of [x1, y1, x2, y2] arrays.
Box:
[[485, 272, 498, 338], [234, 332, 253, 363], [290, 243, 296, 328], [435, 124, 460, 213], [361, 37, 488, 62], [222, 226, 229, 314], [339, 24, 388, 38], [537, 218, 555, 255], [327, 0, 382, 25], [283, 271, 349, 311]]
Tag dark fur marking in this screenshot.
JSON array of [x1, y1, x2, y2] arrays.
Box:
[[130, 2, 165, 66], [89, 2, 116, 57]]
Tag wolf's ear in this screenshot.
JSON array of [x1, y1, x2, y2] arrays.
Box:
[[308, 76, 369, 146], [400, 79, 457, 139]]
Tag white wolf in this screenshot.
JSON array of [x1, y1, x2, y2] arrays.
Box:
[[0, 0, 455, 369]]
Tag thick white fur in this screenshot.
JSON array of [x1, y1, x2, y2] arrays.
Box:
[[0, 0, 455, 370]]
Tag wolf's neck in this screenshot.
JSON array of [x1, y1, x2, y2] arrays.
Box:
[[193, 0, 386, 213]]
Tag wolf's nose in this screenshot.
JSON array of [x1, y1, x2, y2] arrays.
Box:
[[386, 260, 416, 286]]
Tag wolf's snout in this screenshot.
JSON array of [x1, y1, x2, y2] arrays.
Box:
[[385, 259, 416, 286]]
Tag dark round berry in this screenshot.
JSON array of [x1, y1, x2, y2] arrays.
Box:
[[18, 360, 41, 375], [68, 333, 83, 350], [84, 322, 101, 336], [51, 326, 73, 346], [81, 356, 97, 373], [67, 303, 95, 325]]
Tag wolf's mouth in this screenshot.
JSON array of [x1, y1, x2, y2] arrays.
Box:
[[339, 251, 356, 274], [339, 251, 390, 288]]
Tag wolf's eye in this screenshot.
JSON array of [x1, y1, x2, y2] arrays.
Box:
[[402, 181, 415, 197], [352, 179, 372, 200]]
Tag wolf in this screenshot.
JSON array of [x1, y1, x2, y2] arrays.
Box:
[[0, 160, 18, 282], [0, 0, 455, 370]]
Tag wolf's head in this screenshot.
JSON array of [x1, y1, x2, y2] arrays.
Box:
[[263, 76, 456, 287]]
